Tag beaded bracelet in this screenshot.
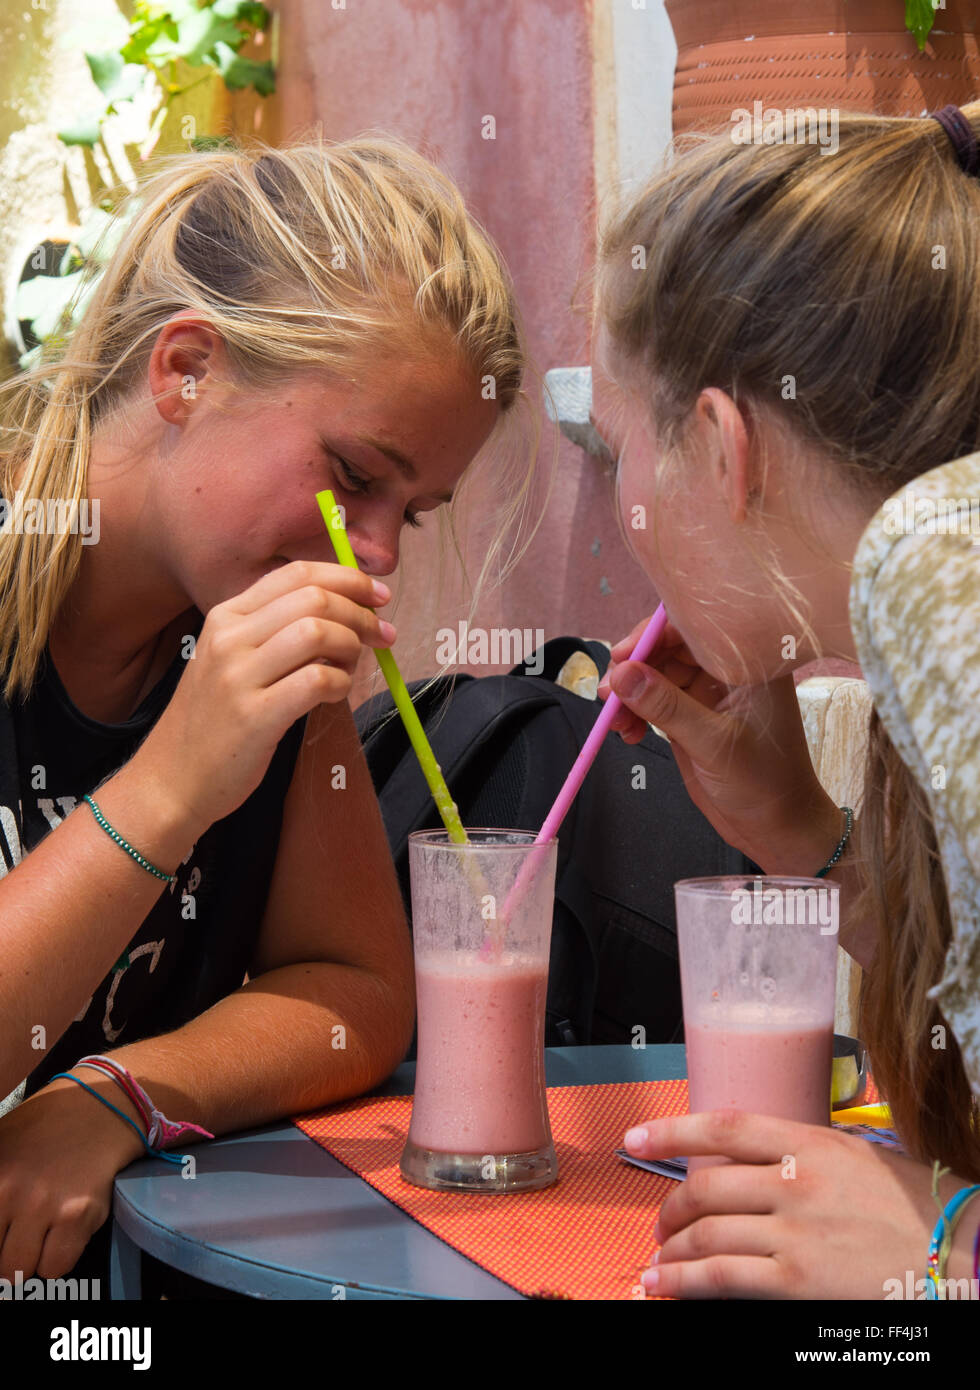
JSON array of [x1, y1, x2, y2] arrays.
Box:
[[83, 794, 176, 884], [74, 1054, 214, 1149], [50, 1072, 190, 1167], [924, 1180, 980, 1298], [815, 806, 853, 878]]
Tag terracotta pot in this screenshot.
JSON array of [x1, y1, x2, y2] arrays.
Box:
[[666, 0, 980, 135]]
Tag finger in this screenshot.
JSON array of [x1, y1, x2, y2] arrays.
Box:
[[250, 618, 369, 689], [610, 618, 687, 664], [0, 1215, 46, 1283], [238, 585, 395, 653], [36, 1219, 103, 1281], [642, 1252, 783, 1300], [624, 1109, 813, 1167], [656, 1212, 779, 1269], [609, 615, 655, 661], [608, 663, 734, 760], [226, 560, 390, 617], [655, 1162, 778, 1244]]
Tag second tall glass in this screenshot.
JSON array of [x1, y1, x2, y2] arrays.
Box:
[[400, 829, 559, 1193]]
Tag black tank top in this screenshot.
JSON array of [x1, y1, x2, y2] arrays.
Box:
[[0, 609, 307, 1104]]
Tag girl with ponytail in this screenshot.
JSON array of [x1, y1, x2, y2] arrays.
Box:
[[0, 131, 528, 1285], [599, 102, 980, 1298]]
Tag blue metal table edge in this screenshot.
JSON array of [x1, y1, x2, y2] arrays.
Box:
[[110, 1043, 689, 1300]]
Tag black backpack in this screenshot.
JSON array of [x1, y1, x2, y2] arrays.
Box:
[[354, 636, 760, 1051]]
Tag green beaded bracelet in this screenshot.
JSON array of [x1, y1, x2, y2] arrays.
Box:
[[83, 794, 176, 884], [815, 805, 853, 878]]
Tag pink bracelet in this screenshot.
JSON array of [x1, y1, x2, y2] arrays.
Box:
[[75, 1054, 214, 1148]]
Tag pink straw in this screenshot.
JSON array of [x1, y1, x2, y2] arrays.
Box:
[[494, 604, 669, 940]]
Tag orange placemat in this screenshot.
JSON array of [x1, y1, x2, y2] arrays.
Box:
[[295, 1079, 682, 1301], [294, 1074, 883, 1301]]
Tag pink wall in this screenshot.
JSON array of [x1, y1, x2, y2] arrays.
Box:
[[277, 0, 660, 701]]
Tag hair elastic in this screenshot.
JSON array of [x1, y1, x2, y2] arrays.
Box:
[[927, 105, 980, 177]]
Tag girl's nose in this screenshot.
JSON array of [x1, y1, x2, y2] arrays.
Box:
[[348, 520, 399, 578]]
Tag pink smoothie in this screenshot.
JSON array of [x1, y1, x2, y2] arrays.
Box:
[[685, 1011, 833, 1172], [408, 950, 551, 1155]]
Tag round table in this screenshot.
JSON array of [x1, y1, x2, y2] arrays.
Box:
[[110, 1043, 686, 1300]]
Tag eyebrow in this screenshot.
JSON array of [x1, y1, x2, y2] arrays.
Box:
[[356, 434, 455, 504]]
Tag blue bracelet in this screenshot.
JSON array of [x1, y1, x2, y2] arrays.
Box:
[[924, 1181, 980, 1298], [49, 1072, 188, 1167]]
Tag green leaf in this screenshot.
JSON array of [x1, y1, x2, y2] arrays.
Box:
[[905, 0, 936, 52], [210, 41, 275, 95], [84, 51, 146, 105], [120, 17, 179, 65], [211, 1, 270, 28], [174, 10, 245, 65], [57, 116, 103, 147], [16, 271, 86, 341]]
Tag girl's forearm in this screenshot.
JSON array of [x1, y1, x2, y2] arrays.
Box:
[[90, 961, 415, 1145], [0, 751, 205, 1100]]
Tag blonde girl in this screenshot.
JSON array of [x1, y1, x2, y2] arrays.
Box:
[[595, 102, 980, 1298], [0, 132, 525, 1284]]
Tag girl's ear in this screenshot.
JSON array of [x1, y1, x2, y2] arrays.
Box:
[[147, 312, 224, 425], [698, 387, 751, 524]]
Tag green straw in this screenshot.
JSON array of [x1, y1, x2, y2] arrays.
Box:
[[316, 490, 468, 845]]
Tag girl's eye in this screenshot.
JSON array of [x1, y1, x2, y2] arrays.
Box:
[[336, 453, 423, 529], [337, 457, 370, 494]]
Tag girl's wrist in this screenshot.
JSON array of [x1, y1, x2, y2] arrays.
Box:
[[43, 1072, 149, 1169], [749, 796, 845, 878]]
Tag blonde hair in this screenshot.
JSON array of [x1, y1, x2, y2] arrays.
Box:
[[0, 131, 535, 702], [598, 104, 980, 1178]]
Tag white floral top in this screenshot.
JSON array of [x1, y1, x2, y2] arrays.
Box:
[[849, 450, 980, 1098]]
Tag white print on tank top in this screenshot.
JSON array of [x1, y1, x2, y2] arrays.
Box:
[[0, 792, 202, 1111]]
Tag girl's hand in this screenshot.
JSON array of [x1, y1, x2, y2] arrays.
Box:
[[0, 1076, 146, 1280], [624, 1109, 954, 1300], [138, 560, 395, 834], [598, 615, 840, 873]]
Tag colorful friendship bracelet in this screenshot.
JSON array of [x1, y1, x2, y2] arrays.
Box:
[[74, 1053, 214, 1148], [815, 806, 853, 878], [49, 1072, 190, 1168], [83, 794, 177, 884], [925, 1180, 980, 1298], [75, 1058, 152, 1131]]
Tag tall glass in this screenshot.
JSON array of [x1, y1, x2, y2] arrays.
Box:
[[675, 875, 840, 1173], [400, 829, 559, 1193]]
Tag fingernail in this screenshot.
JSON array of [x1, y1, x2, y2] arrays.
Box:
[[378, 620, 397, 644], [641, 1268, 659, 1291], [613, 664, 647, 699], [624, 1126, 648, 1151], [372, 580, 392, 602]]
